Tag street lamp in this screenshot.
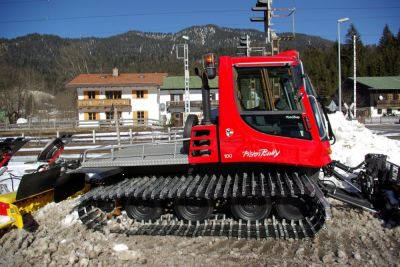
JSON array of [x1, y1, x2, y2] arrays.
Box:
[[337, 17, 349, 112]]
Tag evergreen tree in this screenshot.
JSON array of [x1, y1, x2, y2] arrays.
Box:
[[378, 24, 400, 75], [379, 24, 395, 47]]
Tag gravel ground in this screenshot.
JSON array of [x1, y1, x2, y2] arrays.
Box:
[[1, 197, 399, 267]]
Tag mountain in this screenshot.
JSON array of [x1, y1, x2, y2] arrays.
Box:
[[0, 25, 337, 120], [0, 25, 334, 83]]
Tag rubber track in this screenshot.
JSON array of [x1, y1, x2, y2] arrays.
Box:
[[77, 171, 331, 239]]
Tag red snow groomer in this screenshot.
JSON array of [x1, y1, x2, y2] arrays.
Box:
[[71, 51, 399, 239]]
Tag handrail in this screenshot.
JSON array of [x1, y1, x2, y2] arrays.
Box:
[[82, 138, 189, 162]]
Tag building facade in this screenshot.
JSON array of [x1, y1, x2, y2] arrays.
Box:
[[342, 76, 400, 117], [67, 70, 221, 127], [160, 76, 219, 126], [66, 69, 166, 127]]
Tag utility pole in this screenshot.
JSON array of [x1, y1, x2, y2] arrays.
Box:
[[176, 36, 190, 119], [337, 17, 350, 112], [353, 34, 357, 119], [251, 0, 295, 55], [113, 105, 121, 148]]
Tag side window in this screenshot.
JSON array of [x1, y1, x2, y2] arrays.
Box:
[[235, 66, 311, 140], [236, 67, 301, 112]]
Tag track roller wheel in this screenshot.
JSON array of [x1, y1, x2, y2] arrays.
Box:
[[275, 197, 310, 220], [124, 199, 163, 221], [174, 198, 213, 221], [230, 197, 272, 221]]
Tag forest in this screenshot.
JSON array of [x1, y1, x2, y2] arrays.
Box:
[[0, 24, 399, 123]]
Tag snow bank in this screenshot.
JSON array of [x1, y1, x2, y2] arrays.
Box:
[[328, 112, 400, 166]]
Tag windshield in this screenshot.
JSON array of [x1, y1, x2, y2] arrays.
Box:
[[304, 75, 328, 140]]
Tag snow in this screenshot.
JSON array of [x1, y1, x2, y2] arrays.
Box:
[[0, 161, 43, 193], [62, 210, 79, 226], [0, 215, 11, 224], [113, 244, 129, 252], [16, 118, 28, 124], [328, 112, 400, 166]]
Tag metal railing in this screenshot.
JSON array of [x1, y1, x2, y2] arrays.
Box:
[[167, 100, 219, 109], [82, 138, 189, 162]]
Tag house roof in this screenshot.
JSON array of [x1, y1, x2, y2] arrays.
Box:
[[349, 76, 400, 90], [66, 73, 167, 87], [161, 76, 219, 90]]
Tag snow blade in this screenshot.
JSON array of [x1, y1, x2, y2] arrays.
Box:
[[15, 167, 61, 201], [325, 154, 400, 224], [54, 172, 85, 203]]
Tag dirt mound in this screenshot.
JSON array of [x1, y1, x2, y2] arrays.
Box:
[[1, 198, 399, 266]]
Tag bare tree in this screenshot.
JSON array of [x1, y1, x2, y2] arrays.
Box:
[[0, 65, 48, 123]]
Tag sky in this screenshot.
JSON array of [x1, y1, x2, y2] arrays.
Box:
[[0, 0, 399, 45]]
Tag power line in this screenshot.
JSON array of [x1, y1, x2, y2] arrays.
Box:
[[0, 5, 400, 24], [0, 9, 249, 24], [0, 0, 49, 4]]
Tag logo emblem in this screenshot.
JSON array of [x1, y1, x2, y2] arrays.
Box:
[[225, 128, 234, 137], [242, 149, 281, 158]]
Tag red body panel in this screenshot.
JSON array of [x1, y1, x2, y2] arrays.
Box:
[[189, 52, 332, 168]]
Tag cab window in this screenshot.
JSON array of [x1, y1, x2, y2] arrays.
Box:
[[235, 66, 311, 140]]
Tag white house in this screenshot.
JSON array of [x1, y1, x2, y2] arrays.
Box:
[[66, 68, 167, 127], [67, 70, 220, 127]]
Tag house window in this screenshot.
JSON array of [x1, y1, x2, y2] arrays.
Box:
[[171, 94, 182, 101], [88, 112, 97, 120], [105, 91, 122, 99], [387, 94, 393, 101], [134, 90, 148, 99], [84, 91, 97, 99], [377, 109, 382, 115], [137, 111, 145, 124]]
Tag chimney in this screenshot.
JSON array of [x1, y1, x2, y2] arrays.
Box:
[[112, 67, 119, 77]]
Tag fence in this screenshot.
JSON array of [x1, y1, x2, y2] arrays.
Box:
[[0, 128, 184, 146], [0, 118, 163, 131], [364, 116, 400, 124]]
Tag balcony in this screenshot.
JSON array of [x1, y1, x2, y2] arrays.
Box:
[[376, 99, 400, 108], [78, 98, 131, 111], [167, 100, 219, 111]]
